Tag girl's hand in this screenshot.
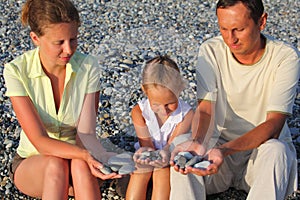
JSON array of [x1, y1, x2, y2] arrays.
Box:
[[133, 147, 156, 165], [148, 149, 170, 168]]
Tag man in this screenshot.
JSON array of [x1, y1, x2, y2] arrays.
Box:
[[170, 0, 299, 199]]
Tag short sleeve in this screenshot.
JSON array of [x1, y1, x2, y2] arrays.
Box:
[[3, 62, 28, 96], [267, 46, 300, 114], [196, 43, 218, 102], [86, 55, 101, 94]]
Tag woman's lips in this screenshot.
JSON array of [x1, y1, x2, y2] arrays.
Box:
[[60, 56, 71, 62]]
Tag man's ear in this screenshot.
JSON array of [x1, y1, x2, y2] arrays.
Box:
[[259, 12, 268, 31], [30, 31, 40, 46], [141, 84, 146, 94]]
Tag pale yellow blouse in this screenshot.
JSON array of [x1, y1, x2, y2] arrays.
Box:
[[4, 48, 100, 157]]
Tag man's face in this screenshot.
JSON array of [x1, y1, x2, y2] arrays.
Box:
[[217, 2, 265, 62]]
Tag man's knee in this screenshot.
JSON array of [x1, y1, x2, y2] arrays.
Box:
[[251, 139, 292, 169], [259, 139, 288, 158]]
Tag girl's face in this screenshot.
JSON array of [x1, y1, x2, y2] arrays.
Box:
[[30, 22, 78, 69], [145, 85, 178, 118]]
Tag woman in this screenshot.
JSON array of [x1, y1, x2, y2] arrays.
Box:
[[4, 0, 120, 199]]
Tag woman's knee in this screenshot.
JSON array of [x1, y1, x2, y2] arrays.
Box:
[[44, 156, 69, 178], [70, 158, 90, 175]]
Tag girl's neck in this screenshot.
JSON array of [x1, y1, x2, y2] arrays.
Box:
[[155, 113, 169, 128]]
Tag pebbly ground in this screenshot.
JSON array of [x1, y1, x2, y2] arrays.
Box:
[[0, 0, 299, 199]]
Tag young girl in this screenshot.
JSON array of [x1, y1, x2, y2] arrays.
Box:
[[4, 0, 120, 199], [126, 55, 194, 200]]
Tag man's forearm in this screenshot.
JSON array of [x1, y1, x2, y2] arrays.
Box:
[[218, 112, 287, 156], [191, 100, 215, 149]]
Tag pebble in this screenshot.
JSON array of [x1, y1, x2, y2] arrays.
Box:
[[138, 150, 162, 161], [103, 152, 136, 175], [100, 165, 113, 175], [174, 152, 211, 170], [174, 155, 187, 169], [108, 152, 134, 166], [118, 164, 136, 175], [194, 160, 211, 169], [177, 151, 194, 160], [0, 0, 299, 199], [185, 155, 204, 167]]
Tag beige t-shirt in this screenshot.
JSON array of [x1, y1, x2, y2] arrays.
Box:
[[196, 35, 299, 145]]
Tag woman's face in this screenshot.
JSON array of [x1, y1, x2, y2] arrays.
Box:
[[146, 85, 178, 118], [30, 22, 78, 69]]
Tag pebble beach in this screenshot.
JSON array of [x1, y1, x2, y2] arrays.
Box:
[[0, 0, 299, 199]]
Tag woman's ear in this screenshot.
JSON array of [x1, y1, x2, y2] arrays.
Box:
[[30, 31, 40, 46]]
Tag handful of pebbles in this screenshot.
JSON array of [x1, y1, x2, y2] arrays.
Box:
[[134, 149, 171, 168], [99, 152, 136, 175], [138, 150, 163, 161], [173, 151, 211, 170]]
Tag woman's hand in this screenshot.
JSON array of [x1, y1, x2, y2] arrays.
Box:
[[85, 151, 122, 180]]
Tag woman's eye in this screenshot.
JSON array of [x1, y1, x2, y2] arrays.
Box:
[[54, 41, 64, 45]]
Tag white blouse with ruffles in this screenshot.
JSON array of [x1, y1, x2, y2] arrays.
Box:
[[135, 98, 191, 150]]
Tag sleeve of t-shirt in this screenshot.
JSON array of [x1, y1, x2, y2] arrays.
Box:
[[196, 42, 218, 102], [267, 46, 300, 114], [3, 62, 28, 97]]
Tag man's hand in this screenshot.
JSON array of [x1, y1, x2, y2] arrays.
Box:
[[170, 140, 206, 174], [186, 147, 223, 176]]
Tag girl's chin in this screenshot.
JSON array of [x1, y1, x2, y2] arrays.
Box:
[[156, 112, 171, 118]]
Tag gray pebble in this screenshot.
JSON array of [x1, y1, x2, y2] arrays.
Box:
[[194, 160, 211, 170], [185, 155, 203, 167], [118, 164, 136, 175]]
